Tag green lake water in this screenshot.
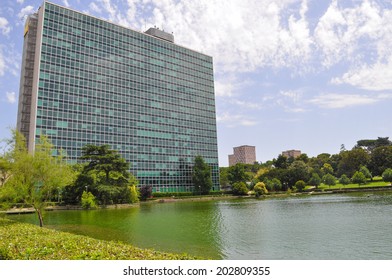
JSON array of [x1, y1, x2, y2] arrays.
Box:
[[8, 192, 392, 259]]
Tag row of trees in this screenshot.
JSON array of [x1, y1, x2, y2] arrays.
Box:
[[220, 137, 392, 193], [0, 131, 214, 227]]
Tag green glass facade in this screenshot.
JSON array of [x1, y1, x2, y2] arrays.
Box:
[[17, 2, 219, 192]]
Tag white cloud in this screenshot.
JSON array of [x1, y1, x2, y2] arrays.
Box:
[[0, 49, 5, 76], [331, 59, 392, 91], [17, 0, 25, 4], [217, 112, 257, 127], [89, 2, 102, 13], [63, 0, 70, 7], [17, 5, 35, 22], [307, 93, 392, 109], [0, 17, 11, 35], [6, 92, 16, 104], [314, 0, 386, 67]]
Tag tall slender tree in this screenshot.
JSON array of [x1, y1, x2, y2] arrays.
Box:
[[192, 156, 212, 195]]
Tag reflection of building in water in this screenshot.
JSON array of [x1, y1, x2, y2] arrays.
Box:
[[17, 2, 219, 192]]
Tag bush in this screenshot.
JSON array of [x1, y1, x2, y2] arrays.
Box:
[[294, 180, 306, 192], [351, 171, 367, 186], [382, 168, 392, 184], [129, 185, 139, 203], [339, 174, 351, 185], [232, 182, 249, 196], [254, 182, 268, 197], [81, 191, 98, 209]]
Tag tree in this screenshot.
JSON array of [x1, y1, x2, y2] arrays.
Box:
[[288, 160, 310, 186], [81, 191, 98, 209], [232, 182, 249, 195], [227, 163, 250, 184], [322, 174, 336, 188], [294, 180, 306, 192], [321, 163, 334, 175], [273, 155, 289, 169], [129, 185, 139, 203], [351, 171, 367, 186], [139, 185, 152, 201], [359, 166, 372, 181], [337, 148, 370, 177], [308, 173, 321, 188], [73, 145, 138, 205], [339, 174, 351, 185], [80, 144, 132, 186], [382, 168, 392, 184], [0, 131, 75, 227], [369, 146, 392, 176], [192, 156, 212, 195], [254, 182, 268, 197]]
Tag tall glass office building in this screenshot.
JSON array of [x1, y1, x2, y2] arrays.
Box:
[[17, 1, 219, 192]]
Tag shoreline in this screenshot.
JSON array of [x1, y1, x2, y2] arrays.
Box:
[[3, 186, 392, 215]]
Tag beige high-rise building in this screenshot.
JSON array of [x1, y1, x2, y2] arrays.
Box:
[[228, 145, 256, 166]]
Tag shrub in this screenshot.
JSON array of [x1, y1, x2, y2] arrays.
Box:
[[254, 182, 268, 197], [382, 168, 392, 184], [232, 182, 249, 196], [339, 174, 351, 185], [294, 180, 306, 192], [351, 171, 367, 186], [81, 191, 98, 209], [129, 185, 139, 203]]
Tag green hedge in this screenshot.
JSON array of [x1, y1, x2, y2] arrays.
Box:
[[0, 218, 197, 260]]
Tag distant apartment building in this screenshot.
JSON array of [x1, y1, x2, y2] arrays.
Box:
[[228, 145, 256, 166], [282, 150, 301, 159]]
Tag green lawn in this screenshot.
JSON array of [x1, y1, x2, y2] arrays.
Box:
[[0, 218, 197, 260], [316, 178, 390, 190]]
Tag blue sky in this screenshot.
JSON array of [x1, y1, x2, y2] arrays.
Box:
[[1, 0, 391, 166]]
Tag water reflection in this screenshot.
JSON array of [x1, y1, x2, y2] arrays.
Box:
[[8, 192, 392, 259]]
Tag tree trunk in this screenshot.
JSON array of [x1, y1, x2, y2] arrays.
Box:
[[36, 208, 44, 227]]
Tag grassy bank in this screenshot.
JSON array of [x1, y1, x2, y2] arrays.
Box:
[[0, 218, 197, 260]]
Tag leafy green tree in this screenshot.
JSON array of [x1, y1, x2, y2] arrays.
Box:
[[369, 146, 392, 176], [192, 156, 212, 195], [382, 168, 392, 184], [322, 174, 336, 188], [80, 144, 134, 186], [288, 160, 310, 186], [71, 145, 138, 205], [227, 163, 250, 184], [232, 182, 249, 195], [351, 171, 367, 186], [308, 173, 321, 188], [81, 191, 98, 209], [129, 185, 139, 203], [294, 180, 306, 192], [270, 178, 282, 191], [273, 155, 289, 169], [337, 148, 370, 177], [219, 167, 230, 188], [359, 166, 372, 181], [339, 174, 351, 185], [0, 131, 75, 227], [253, 182, 268, 197], [321, 163, 334, 175]]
